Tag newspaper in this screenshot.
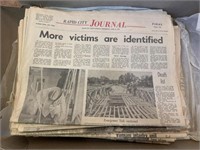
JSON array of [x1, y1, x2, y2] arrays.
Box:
[[11, 7, 187, 127], [9, 7, 189, 143]]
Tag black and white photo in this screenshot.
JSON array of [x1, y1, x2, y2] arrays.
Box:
[[19, 67, 85, 124], [85, 70, 157, 119]]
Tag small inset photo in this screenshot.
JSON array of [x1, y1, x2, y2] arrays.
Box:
[[85, 70, 157, 119]]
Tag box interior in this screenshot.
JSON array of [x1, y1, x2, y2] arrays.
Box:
[[1, 2, 200, 149]]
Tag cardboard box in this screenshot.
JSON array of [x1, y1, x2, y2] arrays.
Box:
[[1, 1, 200, 149]]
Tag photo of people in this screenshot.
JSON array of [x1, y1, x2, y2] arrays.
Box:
[[19, 67, 85, 124], [85, 70, 157, 119]]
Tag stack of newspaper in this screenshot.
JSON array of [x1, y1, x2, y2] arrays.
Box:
[[10, 7, 190, 144]]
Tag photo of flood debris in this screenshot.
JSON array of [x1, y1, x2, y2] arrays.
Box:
[[85, 70, 157, 119]]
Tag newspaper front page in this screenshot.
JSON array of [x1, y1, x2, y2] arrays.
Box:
[[11, 7, 186, 127]]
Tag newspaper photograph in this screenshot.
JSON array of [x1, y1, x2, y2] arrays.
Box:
[[18, 67, 85, 124], [85, 70, 157, 119]]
